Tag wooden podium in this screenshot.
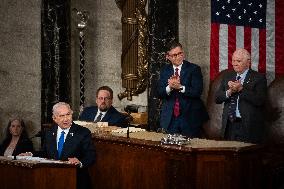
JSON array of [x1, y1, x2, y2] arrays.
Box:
[[90, 132, 263, 189], [0, 157, 76, 189]]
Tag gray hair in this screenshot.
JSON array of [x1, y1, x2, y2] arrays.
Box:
[[52, 102, 73, 115]]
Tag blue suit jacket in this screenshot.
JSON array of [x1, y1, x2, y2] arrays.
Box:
[[158, 60, 209, 137], [40, 123, 95, 189], [79, 106, 128, 127]]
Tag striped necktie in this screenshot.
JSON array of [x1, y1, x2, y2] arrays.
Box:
[[228, 75, 241, 122], [94, 112, 103, 122]]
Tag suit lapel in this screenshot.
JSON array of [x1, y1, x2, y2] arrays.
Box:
[[166, 64, 174, 78], [180, 61, 188, 80], [102, 113, 110, 122], [61, 124, 77, 159], [49, 126, 58, 159], [91, 107, 98, 121], [243, 69, 252, 86]]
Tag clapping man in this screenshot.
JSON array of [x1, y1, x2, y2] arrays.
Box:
[[158, 41, 209, 137], [215, 48, 267, 143]]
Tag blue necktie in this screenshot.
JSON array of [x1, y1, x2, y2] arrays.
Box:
[[57, 131, 65, 158], [228, 76, 241, 122]]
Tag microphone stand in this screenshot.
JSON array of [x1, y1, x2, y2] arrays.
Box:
[[126, 110, 131, 139]]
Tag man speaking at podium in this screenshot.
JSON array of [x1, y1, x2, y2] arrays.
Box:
[[42, 102, 95, 189]]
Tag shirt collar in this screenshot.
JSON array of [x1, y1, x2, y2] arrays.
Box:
[[172, 62, 183, 70], [97, 110, 107, 116], [57, 126, 70, 135], [237, 69, 249, 80]]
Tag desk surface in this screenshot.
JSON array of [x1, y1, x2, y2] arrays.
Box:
[[94, 131, 258, 151], [90, 131, 262, 189]]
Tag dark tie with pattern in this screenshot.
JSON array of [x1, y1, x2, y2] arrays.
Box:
[[173, 68, 180, 117], [228, 75, 241, 122], [57, 131, 65, 158], [94, 112, 103, 122]]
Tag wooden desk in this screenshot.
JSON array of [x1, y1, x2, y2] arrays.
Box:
[[0, 157, 76, 189], [90, 132, 263, 189]]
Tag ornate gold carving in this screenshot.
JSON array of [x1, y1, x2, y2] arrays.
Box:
[[116, 0, 148, 101], [121, 17, 137, 24]]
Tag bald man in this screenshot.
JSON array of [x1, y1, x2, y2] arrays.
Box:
[[215, 48, 267, 143]]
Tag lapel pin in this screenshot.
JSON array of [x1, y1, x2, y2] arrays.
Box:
[[70, 133, 74, 136]]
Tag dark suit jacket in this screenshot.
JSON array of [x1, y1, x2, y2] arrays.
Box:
[[79, 106, 128, 127], [40, 123, 95, 189], [158, 60, 209, 137], [215, 69, 267, 143], [0, 136, 34, 156]]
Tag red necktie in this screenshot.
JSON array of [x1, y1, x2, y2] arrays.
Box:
[[173, 68, 180, 117]]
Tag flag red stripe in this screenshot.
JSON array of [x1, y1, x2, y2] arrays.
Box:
[[275, 0, 284, 76], [258, 29, 266, 73], [210, 23, 220, 80], [228, 25, 236, 69], [244, 27, 251, 55]]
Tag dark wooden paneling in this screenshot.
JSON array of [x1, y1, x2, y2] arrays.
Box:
[[0, 159, 76, 189], [90, 134, 263, 189]]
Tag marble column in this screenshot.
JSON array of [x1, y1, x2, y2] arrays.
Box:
[[41, 0, 71, 123], [148, 0, 178, 131]]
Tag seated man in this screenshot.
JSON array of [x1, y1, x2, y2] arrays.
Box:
[[79, 86, 129, 127]]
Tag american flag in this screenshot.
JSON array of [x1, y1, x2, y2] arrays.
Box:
[[210, 0, 284, 83]]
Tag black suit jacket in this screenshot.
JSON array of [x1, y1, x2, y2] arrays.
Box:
[[40, 123, 95, 189], [0, 136, 34, 156], [215, 69, 267, 143], [158, 60, 209, 137], [79, 106, 128, 127]]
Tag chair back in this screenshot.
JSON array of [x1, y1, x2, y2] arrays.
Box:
[[203, 69, 230, 139]]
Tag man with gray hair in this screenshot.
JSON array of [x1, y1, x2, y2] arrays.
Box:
[[215, 48, 267, 143], [42, 102, 95, 189]]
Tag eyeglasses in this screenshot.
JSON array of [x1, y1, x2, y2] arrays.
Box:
[[168, 52, 183, 58], [97, 97, 112, 101]]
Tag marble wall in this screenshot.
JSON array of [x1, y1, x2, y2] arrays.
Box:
[[0, 1, 41, 148], [179, 0, 211, 100]]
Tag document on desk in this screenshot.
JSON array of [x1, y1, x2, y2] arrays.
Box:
[[7, 155, 68, 164]]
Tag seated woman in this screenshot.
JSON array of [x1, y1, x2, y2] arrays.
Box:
[[0, 118, 34, 156]]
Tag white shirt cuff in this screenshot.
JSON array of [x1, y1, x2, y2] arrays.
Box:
[[166, 85, 172, 95]]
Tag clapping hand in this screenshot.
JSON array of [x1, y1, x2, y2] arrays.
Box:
[[168, 75, 181, 90], [227, 80, 243, 96]]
